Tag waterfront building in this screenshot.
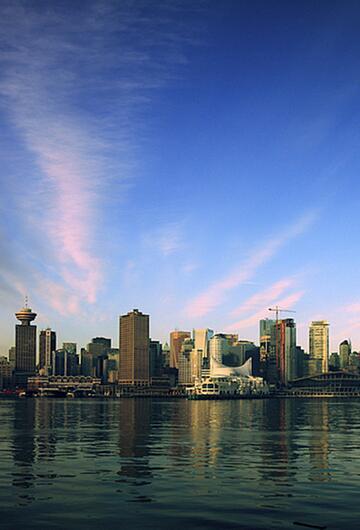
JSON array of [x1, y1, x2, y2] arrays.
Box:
[[178, 338, 194, 385], [14, 303, 37, 385], [39, 328, 56, 374], [170, 331, 191, 369], [339, 340, 351, 369], [309, 321, 329, 375], [118, 309, 150, 386]]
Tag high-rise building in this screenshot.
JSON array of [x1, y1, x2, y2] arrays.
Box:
[[309, 321, 329, 375], [193, 328, 214, 361], [118, 309, 150, 386], [209, 334, 230, 364], [15, 303, 37, 383], [270, 318, 297, 385], [162, 342, 170, 368], [63, 342, 79, 375], [149, 340, 162, 377], [8, 346, 16, 368], [169, 331, 191, 369], [339, 340, 351, 370], [39, 328, 56, 374], [260, 319, 276, 338], [329, 352, 340, 370], [178, 338, 194, 385], [259, 319, 276, 379], [86, 338, 111, 379]]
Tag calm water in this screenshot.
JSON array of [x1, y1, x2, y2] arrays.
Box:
[[0, 398, 359, 529]]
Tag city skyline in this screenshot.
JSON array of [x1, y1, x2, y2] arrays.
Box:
[[1, 2, 360, 353]]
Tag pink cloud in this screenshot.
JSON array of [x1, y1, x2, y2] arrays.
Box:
[[185, 212, 316, 319], [225, 290, 305, 333], [230, 277, 295, 318]]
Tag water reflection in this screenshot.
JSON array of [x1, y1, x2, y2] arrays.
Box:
[[2, 398, 360, 529]]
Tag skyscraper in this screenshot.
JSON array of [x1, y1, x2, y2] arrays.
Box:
[[270, 318, 297, 385], [309, 321, 329, 375], [193, 328, 214, 360], [118, 309, 150, 386], [39, 328, 56, 374], [170, 331, 191, 369], [15, 303, 37, 382], [339, 340, 351, 370]]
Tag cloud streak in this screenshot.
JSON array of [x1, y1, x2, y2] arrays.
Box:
[[185, 211, 316, 318], [0, 1, 198, 314], [225, 290, 305, 333]]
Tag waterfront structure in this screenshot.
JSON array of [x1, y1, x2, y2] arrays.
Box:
[[339, 340, 351, 369], [118, 309, 150, 386], [39, 328, 56, 374], [27, 375, 101, 396], [288, 371, 360, 397], [309, 321, 329, 375], [170, 331, 190, 369], [178, 338, 194, 385], [15, 303, 37, 384]]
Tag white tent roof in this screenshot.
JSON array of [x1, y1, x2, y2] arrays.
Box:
[[210, 357, 252, 378]]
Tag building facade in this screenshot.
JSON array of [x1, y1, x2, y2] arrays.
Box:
[[309, 321, 329, 375], [15, 304, 37, 383], [169, 331, 191, 369], [118, 309, 150, 386], [39, 328, 56, 374]]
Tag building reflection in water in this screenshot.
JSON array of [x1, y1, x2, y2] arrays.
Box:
[[117, 399, 153, 488], [12, 400, 36, 504], [308, 399, 330, 482]]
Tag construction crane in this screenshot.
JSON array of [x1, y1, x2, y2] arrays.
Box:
[[268, 306, 296, 322]]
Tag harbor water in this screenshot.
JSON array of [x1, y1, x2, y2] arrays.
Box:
[[0, 398, 359, 529]]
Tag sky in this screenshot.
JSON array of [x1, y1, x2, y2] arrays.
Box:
[[1, 0, 360, 353]]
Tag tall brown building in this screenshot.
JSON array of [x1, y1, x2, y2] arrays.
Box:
[[118, 309, 150, 386], [170, 331, 191, 369]]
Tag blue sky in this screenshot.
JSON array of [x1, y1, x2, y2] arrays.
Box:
[[1, 0, 360, 353]]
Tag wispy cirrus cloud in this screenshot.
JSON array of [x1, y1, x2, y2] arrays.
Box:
[[143, 222, 185, 257], [225, 290, 305, 333], [184, 211, 316, 319], [229, 276, 296, 318], [0, 1, 198, 315]]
